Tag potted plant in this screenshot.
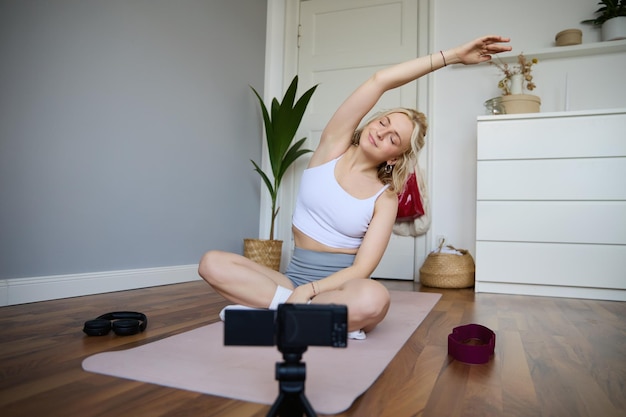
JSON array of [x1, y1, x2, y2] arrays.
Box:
[[244, 75, 317, 270], [489, 53, 541, 114], [581, 0, 626, 41]]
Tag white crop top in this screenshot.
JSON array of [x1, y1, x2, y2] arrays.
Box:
[[292, 156, 390, 249]]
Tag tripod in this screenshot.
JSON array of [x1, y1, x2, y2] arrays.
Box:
[[266, 348, 317, 417]]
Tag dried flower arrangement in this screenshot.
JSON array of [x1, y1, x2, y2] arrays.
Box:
[[490, 53, 538, 95]]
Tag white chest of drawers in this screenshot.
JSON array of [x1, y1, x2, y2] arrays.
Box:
[[475, 109, 626, 301]]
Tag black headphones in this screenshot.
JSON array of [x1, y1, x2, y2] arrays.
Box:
[[83, 311, 148, 336]]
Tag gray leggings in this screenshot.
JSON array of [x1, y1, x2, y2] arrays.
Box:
[[284, 247, 356, 287]]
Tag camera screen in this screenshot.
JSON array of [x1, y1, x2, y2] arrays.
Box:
[[223, 304, 348, 349], [279, 304, 347, 348], [224, 309, 276, 346]]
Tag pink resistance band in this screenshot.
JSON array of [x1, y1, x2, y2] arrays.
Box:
[[448, 324, 496, 364]]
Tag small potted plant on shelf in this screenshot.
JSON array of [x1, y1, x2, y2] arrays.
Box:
[[581, 0, 626, 41], [245, 76, 317, 270], [489, 53, 541, 114], [490, 53, 538, 95]]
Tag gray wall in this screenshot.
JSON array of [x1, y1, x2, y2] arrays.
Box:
[[0, 0, 267, 279]]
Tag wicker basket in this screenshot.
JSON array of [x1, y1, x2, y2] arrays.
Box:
[[419, 244, 475, 289], [243, 239, 283, 271]]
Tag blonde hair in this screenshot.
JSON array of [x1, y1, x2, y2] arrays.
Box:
[[352, 108, 428, 193]]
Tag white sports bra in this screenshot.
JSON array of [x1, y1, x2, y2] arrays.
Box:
[[292, 156, 390, 249]]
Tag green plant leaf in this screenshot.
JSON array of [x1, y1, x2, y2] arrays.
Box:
[[251, 160, 276, 200], [275, 138, 313, 184], [582, 0, 626, 24], [250, 87, 274, 156], [249, 75, 317, 239]]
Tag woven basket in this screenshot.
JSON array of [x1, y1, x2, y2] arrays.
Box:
[[419, 244, 475, 289], [243, 239, 283, 271]]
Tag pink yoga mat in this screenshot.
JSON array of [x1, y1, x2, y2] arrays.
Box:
[[82, 291, 441, 415]]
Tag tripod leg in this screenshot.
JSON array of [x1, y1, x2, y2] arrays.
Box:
[[265, 391, 318, 417], [266, 392, 285, 417], [299, 393, 317, 417]]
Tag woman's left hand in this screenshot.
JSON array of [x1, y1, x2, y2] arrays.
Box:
[[454, 35, 512, 65], [286, 284, 315, 304]]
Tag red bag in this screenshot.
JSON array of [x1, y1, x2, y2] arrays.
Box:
[[396, 171, 425, 221]]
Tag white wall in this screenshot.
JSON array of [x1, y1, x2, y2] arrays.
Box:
[[3, 0, 622, 304], [0, 0, 268, 304], [429, 0, 626, 254]]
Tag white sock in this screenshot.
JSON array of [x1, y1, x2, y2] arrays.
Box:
[[348, 329, 367, 340], [219, 286, 293, 322], [219, 304, 259, 321], [269, 285, 293, 310]]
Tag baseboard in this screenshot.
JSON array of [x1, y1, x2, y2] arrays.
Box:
[[0, 264, 201, 306], [475, 281, 626, 302]]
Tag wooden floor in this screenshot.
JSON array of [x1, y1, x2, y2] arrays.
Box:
[[0, 280, 624, 417]]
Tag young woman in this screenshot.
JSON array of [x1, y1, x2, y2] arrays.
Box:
[[199, 35, 512, 338]]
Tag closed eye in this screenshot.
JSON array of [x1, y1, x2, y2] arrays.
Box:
[[380, 116, 400, 145]]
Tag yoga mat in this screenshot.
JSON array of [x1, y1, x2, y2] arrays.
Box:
[[82, 291, 441, 415]]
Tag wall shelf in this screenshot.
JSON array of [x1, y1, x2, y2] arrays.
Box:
[[450, 39, 626, 72], [495, 39, 626, 62]]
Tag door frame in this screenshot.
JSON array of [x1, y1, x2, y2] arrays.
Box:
[[261, 0, 435, 269]]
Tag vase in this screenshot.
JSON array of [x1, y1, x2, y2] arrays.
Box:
[[602, 16, 626, 41], [508, 74, 524, 95], [500, 94, 541, 114]]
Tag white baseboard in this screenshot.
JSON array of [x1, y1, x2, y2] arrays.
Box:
[[0, 264, 201, 306], [475, 281, 626, 302]]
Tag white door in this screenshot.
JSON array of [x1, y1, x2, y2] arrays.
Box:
[[286, 0, 424, 280]]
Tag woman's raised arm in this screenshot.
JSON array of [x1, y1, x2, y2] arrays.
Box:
[[310, 35, 511, 165]]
